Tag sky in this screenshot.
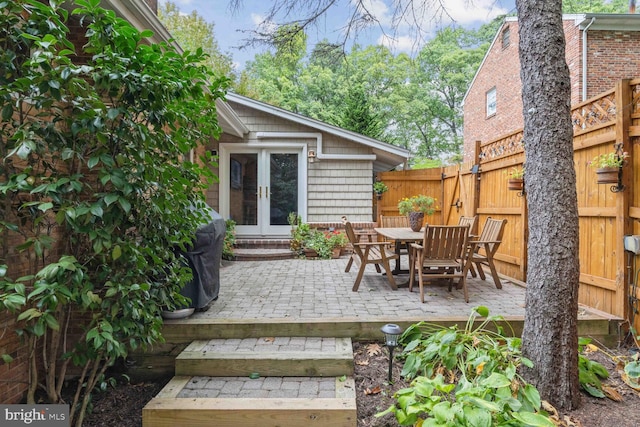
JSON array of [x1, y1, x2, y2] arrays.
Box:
[[160, 0, 517, 70]]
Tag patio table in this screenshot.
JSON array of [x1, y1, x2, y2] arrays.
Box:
[[374, 227, 423, 274]]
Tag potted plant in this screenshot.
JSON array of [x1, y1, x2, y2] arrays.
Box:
[[373, 181, 388, 199], [589, 151, 628, 184], [506, 166, 525, 191], [398, 194, 437, 232]]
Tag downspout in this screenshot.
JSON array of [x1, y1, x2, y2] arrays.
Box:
[[255, 132, 377, 161], [582, 17, 596, 102]]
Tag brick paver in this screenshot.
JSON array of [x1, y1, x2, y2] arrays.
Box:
[[191, 257, 528, 321]]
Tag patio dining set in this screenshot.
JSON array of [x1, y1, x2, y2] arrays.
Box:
[[343, 215, 507, 303]]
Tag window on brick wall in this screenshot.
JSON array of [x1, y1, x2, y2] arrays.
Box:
[[502, 28, 510, 49], [486, 87, 496, 117]]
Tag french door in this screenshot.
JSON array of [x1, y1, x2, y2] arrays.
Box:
[[220, 145, 306, 237]]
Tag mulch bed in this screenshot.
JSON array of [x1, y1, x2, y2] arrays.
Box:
[[77, 341, 640, 427]]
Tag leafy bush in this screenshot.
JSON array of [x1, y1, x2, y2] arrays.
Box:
[[222, 219, 236, 260], [0, 1, 227, 424], [377, 307, 557, 426]]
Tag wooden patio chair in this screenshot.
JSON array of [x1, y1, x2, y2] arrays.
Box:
[[344, 221, 399, 292], [379, 215, 411, 267], [468, 217, 507, 289], [458, 215, 478, 236], [408, 225, 471, 303]]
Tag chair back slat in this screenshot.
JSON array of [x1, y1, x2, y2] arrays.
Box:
[[458, 216, 478, 235], [421, 225, 469, 260], [478, 217, 507, 254], [344, 221, 363, 258], [380, 215, 410, 228]]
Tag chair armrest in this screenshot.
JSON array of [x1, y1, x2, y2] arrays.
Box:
[[354, 241, 391, 247], [469, 240, 501, 245]]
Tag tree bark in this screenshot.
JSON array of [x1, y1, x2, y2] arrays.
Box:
[[516, 0, 581, 409]]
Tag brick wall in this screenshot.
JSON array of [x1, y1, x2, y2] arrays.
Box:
[[463, 20, 522, 160], [586, 30, 640, 99], [463, 18, 640, 160]]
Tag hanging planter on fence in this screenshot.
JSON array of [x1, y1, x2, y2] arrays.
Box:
[[595, 167, 620, 184], [507, 178, 524, 191]]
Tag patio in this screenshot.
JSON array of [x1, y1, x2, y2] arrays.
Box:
[[192, 256, 528, 321]]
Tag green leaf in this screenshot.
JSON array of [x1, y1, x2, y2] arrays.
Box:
[[38, 202, 53, 212], [624, 361, 640, 379], [510, 411, 556, 427], [112, 245, 122, 261], [2, 104, 13, 121], [474, 306, 489, 317]]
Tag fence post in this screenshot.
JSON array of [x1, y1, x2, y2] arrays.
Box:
[[472, 141, 481, 220], [615, 79, 633, 322]]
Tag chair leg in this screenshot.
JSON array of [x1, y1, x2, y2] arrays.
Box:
[[486, 259, 502, 289], [468, 262, 477, 278], [352, 263, 367, 292], [345, 256, 354, 272], [381, 261, 397, 290], [460, 274, 469, 303], [408, 252, 416, 292], [475, 261, 486, 280], [418, 269, 426, 303]]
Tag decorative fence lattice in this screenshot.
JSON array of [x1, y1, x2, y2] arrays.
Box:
[[571, 91, 616, 134], [479, 131, 524, 161]]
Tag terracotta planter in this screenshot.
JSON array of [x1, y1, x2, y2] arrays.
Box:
[[595, 167, 620, 184], [507, 178, 524, 191], [408, 212, 424, 232], [331, 247, 341, 259], [303, 248, 318, 258]]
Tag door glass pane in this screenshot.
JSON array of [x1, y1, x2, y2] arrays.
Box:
[[269, 153, 298, 225], [229, 153, 258, 225]]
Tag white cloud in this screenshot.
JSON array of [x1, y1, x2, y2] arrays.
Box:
[[251, 13, 277, 34], [371, 0, 510, 54], [378, 33, 423, 53], [442, 0, 509, 26]]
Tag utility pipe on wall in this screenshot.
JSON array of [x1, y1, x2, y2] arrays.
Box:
[[582, 17, 596, 102]]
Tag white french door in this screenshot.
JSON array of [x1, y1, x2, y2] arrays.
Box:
[[220, 144, 307, 237]]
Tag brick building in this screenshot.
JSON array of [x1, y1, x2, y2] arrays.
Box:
[[462, 13, 640, 160]]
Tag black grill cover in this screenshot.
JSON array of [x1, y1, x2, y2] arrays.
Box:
[[180, 206, 225, 309]]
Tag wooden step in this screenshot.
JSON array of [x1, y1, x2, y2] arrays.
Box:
[[175, 337, 354, 377], [143, 374, 357, 427]]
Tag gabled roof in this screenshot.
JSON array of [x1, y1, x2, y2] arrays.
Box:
[[225, 93, 410, 172], [462, 13, 640, 105]]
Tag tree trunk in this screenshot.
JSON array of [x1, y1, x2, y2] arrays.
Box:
[[516, 0, 581, 410]]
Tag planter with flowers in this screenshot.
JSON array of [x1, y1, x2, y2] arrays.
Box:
[[373, 181, 388, 199], [589, 151, 628, 185], [398, 194, 437, 232], [302, 228, 348, 259], [506, 166, 525, 191]]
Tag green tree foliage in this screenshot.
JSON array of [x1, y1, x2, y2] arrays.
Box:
[[340, 84, 384, 139], [238, 23, 307, 111], [158, 0, 235, 82], [563, 0, 631, 13], [240, 22, 494, 165], [0, 0, 226, 424]]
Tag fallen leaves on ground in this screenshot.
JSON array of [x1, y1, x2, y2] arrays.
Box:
[[366, 343, 382, 356]]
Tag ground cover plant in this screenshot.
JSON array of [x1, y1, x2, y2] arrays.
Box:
[[0, 1, 226, 425]]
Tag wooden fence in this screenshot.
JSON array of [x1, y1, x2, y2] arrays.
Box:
[[377, 79, 640, 332]]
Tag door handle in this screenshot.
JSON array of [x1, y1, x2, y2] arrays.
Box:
[[266, 187, 269, 198], [258, 186, 262, 198]]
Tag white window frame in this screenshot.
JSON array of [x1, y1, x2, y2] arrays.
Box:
[[486, 87, 497, 117]]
